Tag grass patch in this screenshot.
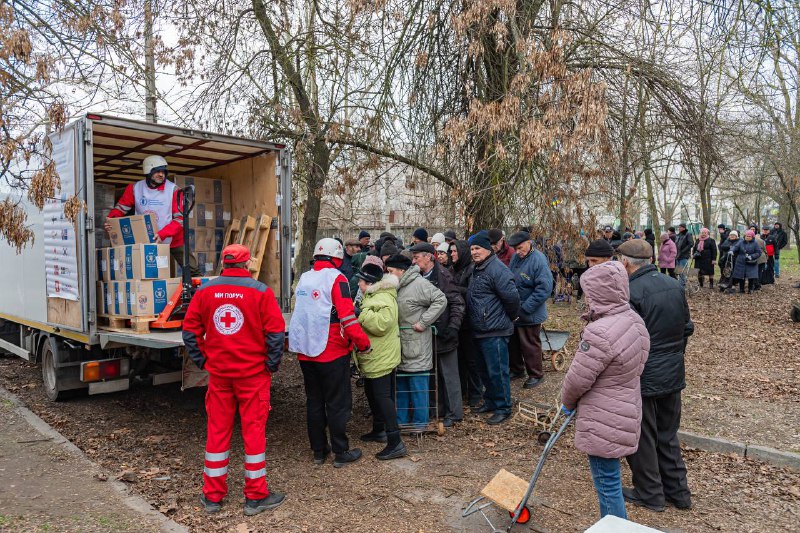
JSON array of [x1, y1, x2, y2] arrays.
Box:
[[0, 398, 13, 408], [779, 246, 799, 277]]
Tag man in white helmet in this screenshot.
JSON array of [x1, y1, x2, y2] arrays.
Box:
[[289, 238, 371, 468], [105, 155, 199, 275]]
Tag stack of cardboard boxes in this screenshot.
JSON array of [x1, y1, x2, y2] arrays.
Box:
[[97, 213, 180, 320], [173, 176, 232, 276]]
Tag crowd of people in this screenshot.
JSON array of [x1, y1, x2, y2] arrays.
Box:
[[183, 220, 792, 520]]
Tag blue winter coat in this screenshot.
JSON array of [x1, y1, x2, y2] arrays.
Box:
[[508, 247, 553, 326], [730, 239, 761, 280], [467, 254, 520, 338]]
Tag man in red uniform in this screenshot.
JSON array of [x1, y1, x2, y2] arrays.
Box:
[[288, 238, 371, 467], [106, 155, 199, 275], [182, 244, 285, 515]]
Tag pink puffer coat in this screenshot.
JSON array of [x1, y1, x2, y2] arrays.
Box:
[[561, 261, 650, 458], [658, 234, 677, 269]]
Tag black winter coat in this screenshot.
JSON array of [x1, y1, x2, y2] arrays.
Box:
[[451, 240, 474, 297], [770, 228, 788, 254], [675, 230, 694, 260], [692, 238, 717, 275], [628, 264, 694, 397], [425, 263, 465, 352], [467, 254, 520, 338]]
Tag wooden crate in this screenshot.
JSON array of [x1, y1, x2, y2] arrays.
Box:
[[98, 314, 159, 334]]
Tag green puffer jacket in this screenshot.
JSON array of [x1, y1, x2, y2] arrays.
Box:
[[356, 274, 401, 378], [396, 266, 447, 372]]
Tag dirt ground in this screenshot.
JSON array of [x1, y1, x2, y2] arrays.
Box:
[[0, 270, 798, 532]]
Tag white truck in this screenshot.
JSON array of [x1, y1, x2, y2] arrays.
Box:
[[0, 114, 292, 400]]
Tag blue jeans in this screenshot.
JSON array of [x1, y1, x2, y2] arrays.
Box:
[[676, 258, 688, 287], [588, 455, 627, 519], [475, 336, 511, 415], [774, 255, 780, 276], [396, 372, 429, 428]]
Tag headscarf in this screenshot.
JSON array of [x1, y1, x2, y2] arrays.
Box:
[[697, 227, 709, 251]]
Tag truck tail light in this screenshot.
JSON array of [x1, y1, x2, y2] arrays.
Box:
[[81, 359, 130, 382]]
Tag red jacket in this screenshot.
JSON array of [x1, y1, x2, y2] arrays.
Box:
[[108, 181, 185, 247], [297, 260, 370, 363], [182, 268, 285, 378], [496, 241, 515, 266]]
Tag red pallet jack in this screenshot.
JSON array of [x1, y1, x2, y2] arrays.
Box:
[[151, 184, 201, 330]]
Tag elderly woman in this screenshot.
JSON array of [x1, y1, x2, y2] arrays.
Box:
[[658, 232, 677, 278], [561, 261, 649, 519], [436, 242, 453, 270], [729, 230, 762, 294], [692, 227, 717, 288], [384, 254, 446, 430], [356, 259, 407, 460]]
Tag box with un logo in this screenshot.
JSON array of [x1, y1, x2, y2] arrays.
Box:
[[107, 243, 170, 280]]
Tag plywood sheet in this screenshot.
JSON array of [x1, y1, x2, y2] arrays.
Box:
[[480, 469, 529, 512]]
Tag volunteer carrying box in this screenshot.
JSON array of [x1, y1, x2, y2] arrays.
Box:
[[111, 278, 181, 317], [107, 214, 157, 246], [111, 244, 171, 280]]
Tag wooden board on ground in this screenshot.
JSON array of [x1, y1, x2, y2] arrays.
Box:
[[98, 315, 159, 334], [480, 468, 529, 512], [247, 215, 272, 277]]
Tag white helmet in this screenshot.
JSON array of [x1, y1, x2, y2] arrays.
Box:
[[313, 238, 344, 260], [142, 155, 168, 176]]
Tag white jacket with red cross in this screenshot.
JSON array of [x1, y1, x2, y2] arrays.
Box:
[[182, 268, 285, 377]]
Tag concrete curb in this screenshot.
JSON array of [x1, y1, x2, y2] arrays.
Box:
[[0, 386, 188, 533], [679, 430, 800, 471]]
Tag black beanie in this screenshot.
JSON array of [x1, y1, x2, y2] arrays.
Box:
[[585, 239, 614, 258], [385, 253, 412, 270], [470, 230, 493, 251], [380, 241, 399, 257], [358, 230, 370, 239], [413, 227, 428, 241]]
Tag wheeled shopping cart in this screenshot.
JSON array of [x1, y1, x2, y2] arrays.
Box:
[[395, 326, 445, 436], [540, 328, 569, 371]]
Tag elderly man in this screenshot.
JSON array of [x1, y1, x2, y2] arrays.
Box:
[[467, 231, 520, 425], [488, 229, 515, 266], [674, 223, 694, 286], [585, 239, 614, 267], [411, 242, 466, 426], [358, 230, 371, 252], [616, 240, 694, 512], [506, 231, 553, 388], [412, 227, 428, 245]]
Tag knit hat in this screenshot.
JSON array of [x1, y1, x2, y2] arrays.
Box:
[[745, 229, 756, 238], [660, 232, 671, 242], [413, 227, 428, 242], [356, 262, 384, 283], [409, 242, 436, 254], [488, 228, 504, 244], [362, 255, 384, 270], [379, 231, 394, 240], [385, 253, 412, 270], [436, 242, 450, 253], [507, 231, 531, 247], [617, 239, 653, 259], [470, 230, 493, 251], [443, 230, 457, 241], [717, 224, 726, 230], [358, 230, 370, 239], [379, 241, 399, 257], [585, 239, 614, 258], [431, 232, 446, 245], [678, 223, 687, 230], [729, 230, 739, 238]]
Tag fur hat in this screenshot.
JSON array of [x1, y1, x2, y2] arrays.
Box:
[[356, 263, 384, 283]]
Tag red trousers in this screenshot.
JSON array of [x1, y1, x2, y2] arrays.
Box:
[[203, 373, 271, 502]]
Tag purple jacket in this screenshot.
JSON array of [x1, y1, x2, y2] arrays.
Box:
[[560, 261, 650, 458], [658, 235, 677, 269]]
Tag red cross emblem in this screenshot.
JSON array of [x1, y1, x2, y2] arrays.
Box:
[[213, 304, 244, 335], [311, 290, 321, 300]]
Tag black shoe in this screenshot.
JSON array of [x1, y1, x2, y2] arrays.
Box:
[[442, 418, 462, 428], [472, 403, 493, 414], [376, 440, 408, 460], [523, 376, 543, 389], [509, 371, 525, 380], [355, 376, 365, 388], [199, 495, 222, 514], [622, 487, 665, 512], [313, 448, 330, 465], [665, 496, 693, 510], [360, 429, 387, 443], [486, 412, 511, 425], [244, 492, 286, 516], [468, 398, 482, 408], [333, 448, 362, 468]]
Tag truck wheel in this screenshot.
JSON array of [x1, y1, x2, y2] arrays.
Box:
[[41, 342, 67, 402]]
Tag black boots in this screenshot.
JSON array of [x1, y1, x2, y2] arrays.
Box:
[[360, 425, 388, 443], [376, 431, 407, 460], [333, 448, 363, 468], [244, 492, 286, 516]]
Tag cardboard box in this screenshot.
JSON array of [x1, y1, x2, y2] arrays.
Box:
[[111, 244, 171, 280], [174, 176, 231, 206], [96, 281, 110, 316], [107, 214, 157, 246], [175, 252, 219, 277], [94, 183, 117, 249], [187, 203, 230, 229], [111, 278, 180, 317]]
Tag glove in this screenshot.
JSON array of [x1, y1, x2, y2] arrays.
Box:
[[746, 254, 752, 261], [560, 405, 575, 416]]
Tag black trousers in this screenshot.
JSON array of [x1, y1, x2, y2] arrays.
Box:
[[626, 391, 691, 506], [170, 246, 201, 277], [508, 324, 544, 379], [299, 356, 352, 455], [660, 267, 676, 278], [363, 372, 398, 434], [457, 327, 483, 405]]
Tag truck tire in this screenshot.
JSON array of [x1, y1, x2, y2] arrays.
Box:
[[41, 342, 65, 401]]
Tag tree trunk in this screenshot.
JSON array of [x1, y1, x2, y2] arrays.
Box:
[[295, 139, 331, 275]]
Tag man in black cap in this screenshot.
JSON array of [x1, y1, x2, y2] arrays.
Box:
[[674, 223, 694, 287], [506, 231, 552, 388], [601, 225, 614, 242], [585, 239, 614, 268], [443, 230, 457, 244], [412, 227, 428, 245], [466, 231, 520, 425], [488, 228, 515, 266], [617, 239, 693, 512], [358, 230, 371, 252], [410, 242, 465, 426]]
